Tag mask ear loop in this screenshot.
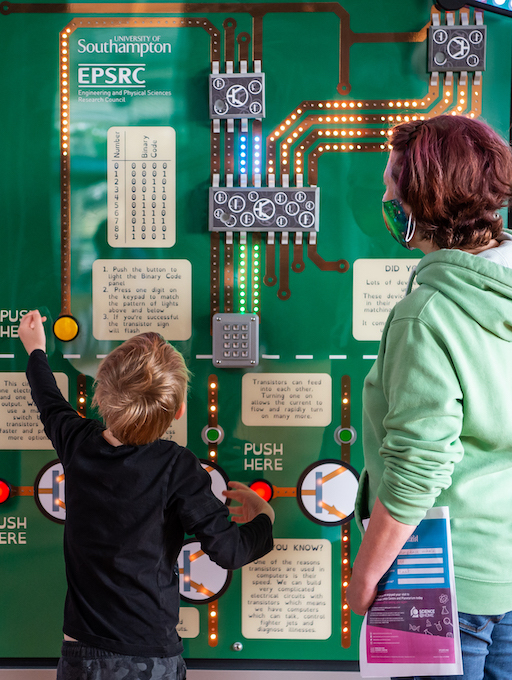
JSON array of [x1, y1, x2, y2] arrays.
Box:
[[404, 213, 416, 244]]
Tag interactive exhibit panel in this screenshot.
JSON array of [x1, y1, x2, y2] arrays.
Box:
[[0, 0, 510, 669]]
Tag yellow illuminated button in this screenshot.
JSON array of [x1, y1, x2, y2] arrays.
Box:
[[53, 315, 79, 342]]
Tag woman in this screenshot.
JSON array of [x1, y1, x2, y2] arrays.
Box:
[[347, 115, 512, 680]]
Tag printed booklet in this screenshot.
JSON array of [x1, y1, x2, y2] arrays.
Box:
[[359, 506, 462, 678]]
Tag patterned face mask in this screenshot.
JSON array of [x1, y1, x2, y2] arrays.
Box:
[[382, 198, 415, 250]]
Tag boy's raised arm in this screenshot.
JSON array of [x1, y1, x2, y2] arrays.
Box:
[[19, 310, 47, 355]]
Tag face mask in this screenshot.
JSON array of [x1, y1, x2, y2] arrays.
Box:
[[382, 198, 415, 250]]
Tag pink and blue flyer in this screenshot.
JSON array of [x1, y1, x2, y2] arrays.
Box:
[[359, 507, 462, 678]]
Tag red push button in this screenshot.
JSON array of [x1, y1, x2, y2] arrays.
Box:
[[249, 479, 273, 503], [0, 479, 11, 504]]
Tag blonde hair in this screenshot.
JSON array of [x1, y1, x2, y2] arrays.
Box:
[[92, 333, 190, 445]]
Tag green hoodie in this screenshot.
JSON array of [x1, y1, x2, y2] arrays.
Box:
[[358, 233, 512, 615]]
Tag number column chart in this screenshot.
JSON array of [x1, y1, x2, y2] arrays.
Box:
[[107, 126, 176, 247]]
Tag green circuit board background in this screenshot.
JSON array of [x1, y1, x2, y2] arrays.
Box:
[[0, 0, 511, 666]]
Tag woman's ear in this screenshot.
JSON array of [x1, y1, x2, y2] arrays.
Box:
[[174, 402, 186, 421]]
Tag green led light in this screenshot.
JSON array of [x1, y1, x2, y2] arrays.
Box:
[[240, 268, 246, 274], [254, 268, 259, 274], [254, 245, 259, 251], [240, 306, 246, 312], [206, 428, 221, 443], [240, 276, 245, 282], [240, 283, 245, 289], [240, 245, 246, 251], [254, 306, 259, 311]]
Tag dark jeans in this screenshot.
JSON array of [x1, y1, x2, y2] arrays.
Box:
[[57, 641, 187, 680], [393, 610, 512, 680]]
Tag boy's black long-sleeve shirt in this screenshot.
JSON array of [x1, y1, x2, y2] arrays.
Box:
[[27, 349, 273, 656]]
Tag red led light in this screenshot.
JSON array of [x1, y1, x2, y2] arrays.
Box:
[[249, 479, 273, 503], [0, 479, 11, 504]]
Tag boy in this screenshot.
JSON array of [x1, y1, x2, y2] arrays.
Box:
[[19, 310, 274, 680]]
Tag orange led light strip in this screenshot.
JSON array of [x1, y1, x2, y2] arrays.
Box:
[[77, 374, 87, 417], [206, 374, 219, 645], [59, 16, 220, 328], [207, 375, 218, 463], [341, 375, 351, 648], [208, 600, 219, 647]]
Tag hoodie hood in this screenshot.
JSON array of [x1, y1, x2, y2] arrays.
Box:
[[411, 231, 512, 342]]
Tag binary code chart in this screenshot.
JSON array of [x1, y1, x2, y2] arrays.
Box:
[[107, 126, 176, 247]]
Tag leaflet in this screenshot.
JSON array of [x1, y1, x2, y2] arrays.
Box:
[[359, 507, 462, 678]]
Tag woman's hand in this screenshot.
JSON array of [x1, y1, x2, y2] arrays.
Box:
[[346, 576, 379, 616], [19, 310, 47, 355], [346, 498, 417, 616], [222, 481, 275, 525]]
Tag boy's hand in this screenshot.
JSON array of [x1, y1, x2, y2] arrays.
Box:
[[222, 481, 275, 525], [19, 310, 47, 355]]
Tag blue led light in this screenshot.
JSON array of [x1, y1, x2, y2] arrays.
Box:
[[241, 144, 246, 150], [241, 136, 247, 142], [241, 152, 246, 158], [255, 136, 260, 142], [241, 160, 246, 166], [240, 168, 246, 173]]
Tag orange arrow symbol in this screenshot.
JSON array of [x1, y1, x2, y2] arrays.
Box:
[[190, 581, 215, 598], [318, 501, 346, 519]]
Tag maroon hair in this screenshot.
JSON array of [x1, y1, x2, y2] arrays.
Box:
[[389, 115, 512, 249]]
